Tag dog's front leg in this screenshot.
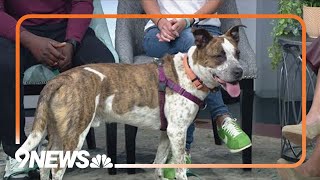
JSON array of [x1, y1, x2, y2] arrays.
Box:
[[167, 125, 188, 180], [154, 131, 171, 179]]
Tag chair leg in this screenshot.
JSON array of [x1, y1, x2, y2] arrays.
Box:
[[211, 120, 222, 145], [86, 128, 96, 149], [106, 123, 117, 175], [125, 124, 138, 174], [240, 79, 254, 171]]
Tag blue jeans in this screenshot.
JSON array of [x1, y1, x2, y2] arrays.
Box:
[[144, 25, 223, 58], [143, 25, 229, 151]]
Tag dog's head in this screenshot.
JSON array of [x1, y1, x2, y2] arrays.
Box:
[[191, 25, 245, 97]]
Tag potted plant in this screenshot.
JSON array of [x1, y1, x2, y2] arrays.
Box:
[[303, 0, 320, 38], [268, 0, 303, 69], [268, 0, 320, 69]]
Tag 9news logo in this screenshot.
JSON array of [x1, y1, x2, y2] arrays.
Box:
[[15, 150, 113, 169]]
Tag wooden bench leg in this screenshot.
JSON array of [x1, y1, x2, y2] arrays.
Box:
[[125, 124, 138, 174], [240, 79, 254, 171], [106, 123, 117, 175], [211, 120, 222, 145], [86, 128, 96, 149]]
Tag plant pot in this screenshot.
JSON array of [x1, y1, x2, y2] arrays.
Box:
[[303, 6, 320, 38]]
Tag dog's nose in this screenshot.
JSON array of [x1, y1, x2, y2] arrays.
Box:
[[232, 67, 243, 79]]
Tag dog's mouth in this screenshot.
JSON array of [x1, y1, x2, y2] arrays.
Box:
[[214, 76, 240, 97]]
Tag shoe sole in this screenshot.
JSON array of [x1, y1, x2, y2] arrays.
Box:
[[229, 143, 252, 153], [282, 131, 312, 146]]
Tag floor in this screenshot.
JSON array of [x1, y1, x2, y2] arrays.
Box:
[[1, 118, 283, 180], [1, 94, 308, 179]]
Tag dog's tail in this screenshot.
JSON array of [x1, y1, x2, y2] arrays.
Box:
[[16, 78, 65, 157]]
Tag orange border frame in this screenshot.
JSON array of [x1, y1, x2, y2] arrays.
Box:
[[15, 14, 306, 169]]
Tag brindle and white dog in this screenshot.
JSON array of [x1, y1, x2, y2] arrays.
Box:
[[17, 25, 245, 180]]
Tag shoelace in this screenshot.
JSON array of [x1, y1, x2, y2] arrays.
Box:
[[222, 119, 242, 138]]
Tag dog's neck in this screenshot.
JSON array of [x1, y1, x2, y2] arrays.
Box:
[[172, 49, 208, 101], [187, 46, 217, 90]]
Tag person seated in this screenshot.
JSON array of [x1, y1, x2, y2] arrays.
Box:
[[141, 0, 252, 158], [0, 0, 114, 179], [278, 62, 320, 179]]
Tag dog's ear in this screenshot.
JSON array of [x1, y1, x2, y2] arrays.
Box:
[[192, 28, 213, 49], [225, 25, 246, 43]]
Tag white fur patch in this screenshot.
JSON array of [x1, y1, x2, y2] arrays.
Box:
[[17, 131, 45, 156], [222, 38, 236, 57], [102, 95, 161, 130], [164, 93, 199, 127], [216, 38, 237, 72], [84, 67, 106, 81]]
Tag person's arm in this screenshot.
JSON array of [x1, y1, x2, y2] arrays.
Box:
[[65, 0, 94, 44], [141, 0, 162, 26], [0, 0, 28, 42], [141, 0, 178, 41], [0, 0, 65, 67]]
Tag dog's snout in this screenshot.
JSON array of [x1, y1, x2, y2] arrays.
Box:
[[232, 67, 243, 79]]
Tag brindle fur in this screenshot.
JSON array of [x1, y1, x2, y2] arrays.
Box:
[[17, 25, 245, 180]]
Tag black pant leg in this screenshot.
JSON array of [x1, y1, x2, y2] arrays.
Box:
[[73, 28, 115, 66], [0, 37, 29, 158]]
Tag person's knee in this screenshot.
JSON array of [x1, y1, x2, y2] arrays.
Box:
[[74, 29, 116, 65], [93, 46, 115, 63], [143, 37, 170, 58], [144, 43, 170, 58], [143, 27, 170, 58]]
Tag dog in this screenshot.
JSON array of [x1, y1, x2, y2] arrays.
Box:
[[16, 25, 244, 180]]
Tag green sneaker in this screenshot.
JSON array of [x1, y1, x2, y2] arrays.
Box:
[[217, 117, 252, 153], [163, 153, 192, 179]]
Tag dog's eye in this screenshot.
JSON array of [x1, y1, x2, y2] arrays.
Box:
[[215, 54, 223, 58], [213, 54, 226, 63]]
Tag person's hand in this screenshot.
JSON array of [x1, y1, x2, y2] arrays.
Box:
[[171, 19, 188, 34], [156, 18, 179, 42], [25, 35, 66, 68], [53, 43, 74, 72]]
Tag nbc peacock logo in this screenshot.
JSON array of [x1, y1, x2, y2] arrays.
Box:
[[15, 150, 114, 169], [90, 154, 113, 168]]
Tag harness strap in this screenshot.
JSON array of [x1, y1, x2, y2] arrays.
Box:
[[158, 65, 167, 131], [158, 65, 205, 131]]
